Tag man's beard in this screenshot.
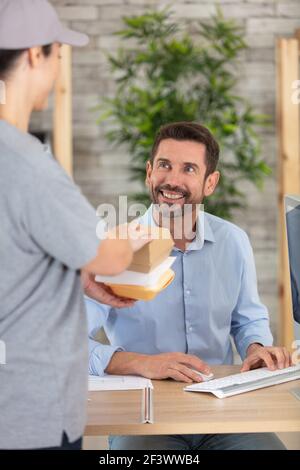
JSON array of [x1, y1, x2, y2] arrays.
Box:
[[150, 184, 202, 218]]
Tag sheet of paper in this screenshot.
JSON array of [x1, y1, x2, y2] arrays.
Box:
[[88, 374, 153, 391], [95, 256, 176, 287]]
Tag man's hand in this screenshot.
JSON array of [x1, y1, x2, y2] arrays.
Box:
[[106, 351, 212, 383], [241, 343, 292, 372], [81, 271, 135, 308]]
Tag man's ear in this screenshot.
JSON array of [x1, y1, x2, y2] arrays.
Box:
[[203, 171, 220, 197], [145, 160, 152, 188]]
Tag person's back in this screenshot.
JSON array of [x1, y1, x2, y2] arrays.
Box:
[[0, 122, 99, 448], [0, 0, 152, 449]]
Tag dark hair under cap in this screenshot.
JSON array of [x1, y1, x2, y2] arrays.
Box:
[[0, 45, 52, 80]]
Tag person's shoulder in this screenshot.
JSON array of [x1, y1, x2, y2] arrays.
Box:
[[0, 137, 35, 184], [0, 134, 74, 196], [205, 212, 250, 246], [0, 132, 57, 177]]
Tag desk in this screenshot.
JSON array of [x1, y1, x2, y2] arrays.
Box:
[[85, 366, 300, 436]]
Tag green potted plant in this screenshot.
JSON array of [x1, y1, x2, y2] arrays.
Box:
[[97, 8, 270, 219]]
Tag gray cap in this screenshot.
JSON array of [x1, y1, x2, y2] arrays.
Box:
[[0, 0, 89, 49]]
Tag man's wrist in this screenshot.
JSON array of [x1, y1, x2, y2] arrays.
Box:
[[246, 342, 263, 356], [105, 351, 146, 375]]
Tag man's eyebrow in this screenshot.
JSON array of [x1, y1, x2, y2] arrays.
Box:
[[156, 157, 171, 163]]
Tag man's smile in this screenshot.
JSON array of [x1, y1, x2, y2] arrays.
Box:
[[159, 189, 185, 201]]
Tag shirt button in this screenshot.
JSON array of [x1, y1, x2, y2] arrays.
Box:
[[186, 289, 191, 295], [188, 326, 193, 332]]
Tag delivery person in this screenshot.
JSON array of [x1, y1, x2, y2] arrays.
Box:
[[0, 0, 150, 450]]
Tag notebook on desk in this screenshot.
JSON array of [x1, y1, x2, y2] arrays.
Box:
[[88, 374, 153, 391]]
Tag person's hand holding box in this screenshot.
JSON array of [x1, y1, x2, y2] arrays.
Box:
[[82, 223, 155, 307]]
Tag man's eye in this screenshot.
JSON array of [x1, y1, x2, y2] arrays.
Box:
[[158, 162, 170, 169], [185, 166, 195, 173]]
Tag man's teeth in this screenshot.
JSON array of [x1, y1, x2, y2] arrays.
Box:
[[162, 191, 184, 200]]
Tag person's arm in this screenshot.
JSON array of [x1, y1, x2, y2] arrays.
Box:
[[230, 232, 291, 370], [105, 351, 212, 384], [241, 343, 291, 372], [230, 231, 273, 360], [26, 166, 152, 277], [81, 236, 135, 308], [84, 223, 154, 276], [82, 273, 135, 308], [82, 223, 154, 306], [86, 297, 125, 376], [84, 238, 133, 277]]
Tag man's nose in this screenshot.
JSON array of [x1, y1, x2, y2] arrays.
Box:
[[163, 168, 183, 188]]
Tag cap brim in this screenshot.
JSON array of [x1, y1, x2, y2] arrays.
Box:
[[56, 27, 89, 47]]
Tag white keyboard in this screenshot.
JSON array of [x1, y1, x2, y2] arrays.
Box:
[[184, 364, 300, 398]]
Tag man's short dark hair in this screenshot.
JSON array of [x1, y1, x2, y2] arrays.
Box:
[[0, 45, 52, 80], [150, 121, 220, 177]]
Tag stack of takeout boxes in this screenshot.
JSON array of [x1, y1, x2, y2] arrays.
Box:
[[95, 226, 176, 301]]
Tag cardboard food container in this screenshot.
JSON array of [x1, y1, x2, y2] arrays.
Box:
[[106, 268, 175, 301], [95, 256, 175, 287], [127, 226, 174, 273], [95, 226, 176, 301]]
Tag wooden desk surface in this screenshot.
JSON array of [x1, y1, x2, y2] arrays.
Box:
[[85, 366, 300, 436]]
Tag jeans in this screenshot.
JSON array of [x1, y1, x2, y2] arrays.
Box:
[[109, 433, 286, 450]]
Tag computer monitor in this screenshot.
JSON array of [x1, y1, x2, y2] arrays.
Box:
[[285, 195, 300, 365]]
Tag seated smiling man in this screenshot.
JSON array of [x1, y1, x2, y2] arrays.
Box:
[[86, 122, 289, 450]]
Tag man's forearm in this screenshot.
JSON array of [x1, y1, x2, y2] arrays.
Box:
[[105, 351, 146, 376]]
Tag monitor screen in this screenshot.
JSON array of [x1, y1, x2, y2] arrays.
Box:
[[285, 195, 300, 348]]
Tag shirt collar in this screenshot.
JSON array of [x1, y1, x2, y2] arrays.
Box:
[[139, 204, 215, 252]]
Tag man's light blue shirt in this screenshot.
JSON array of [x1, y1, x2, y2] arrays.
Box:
[[86, 206, 273, 376]]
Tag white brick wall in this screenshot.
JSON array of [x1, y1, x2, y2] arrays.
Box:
[[172, 3, 275, 19], [56, 5, 98, 20], [32, 0, 300, 341]]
